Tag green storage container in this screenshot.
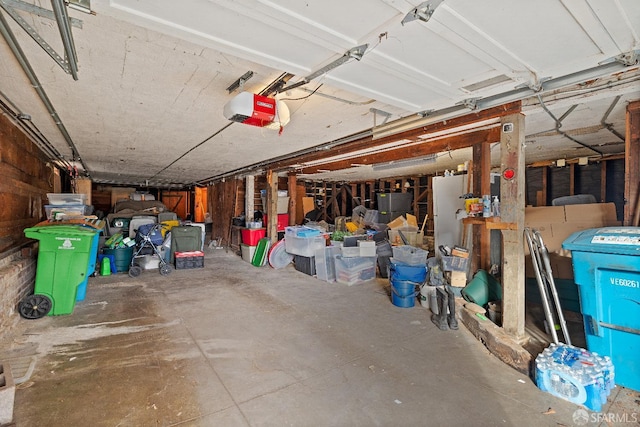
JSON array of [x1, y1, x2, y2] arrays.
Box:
[[252, 237, 271, 267], [103, 246, 134, 273], [21, 225, 98, 317], [461, 269, 502, 307]]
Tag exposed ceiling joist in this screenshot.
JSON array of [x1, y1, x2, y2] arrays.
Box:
[[299, 126, 500, 174], [265, 101, 521, 172]]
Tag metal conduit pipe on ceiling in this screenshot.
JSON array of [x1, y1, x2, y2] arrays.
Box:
[[193, 129, 374, 186], [0, 7, 89, 174], [0, 89, 71, 166], [536, 94, 604, 156], [195, 51, 638, 186], [600, 95, 626, 142], [373, 53, 639, 140]]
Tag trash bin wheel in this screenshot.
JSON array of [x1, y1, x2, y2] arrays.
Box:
[[128, 266, 143, 277], [18, 294, 52, 319], [159, 264, 172, 276]]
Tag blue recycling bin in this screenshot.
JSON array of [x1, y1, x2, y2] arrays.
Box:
[[76, 229, 101, 301], [562, 227, 640, 392]]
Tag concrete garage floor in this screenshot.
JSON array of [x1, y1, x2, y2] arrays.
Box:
[[2, 248, 638, 426]]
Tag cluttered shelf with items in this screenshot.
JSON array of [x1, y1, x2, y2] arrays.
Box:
[[458, 193, 515, 229]]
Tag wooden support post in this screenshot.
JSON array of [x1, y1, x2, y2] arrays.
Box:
[[624, 101, 640, 225], [427, 176, 434, 233], [500, 114, 526, 341], [600, 161, 607, 202], [412, 178, 419, 216], [472, 142, 492, 271], [351, 183, 357, 205], [368, 181, 375, 209], [332, 183, 339, 218], [569, 163, 575, 196], [341, 185, 348, 215], [540, 167, 548, 206], [245, 175, 255, 223], [267, 170, 278, 243], [288, 173, 297, 225], [322, 183, 328, 221]]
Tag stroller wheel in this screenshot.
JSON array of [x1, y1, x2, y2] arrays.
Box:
[[18, 294, 52, 319], [159, 264, 172, 276], [128, 266, 143, 277]]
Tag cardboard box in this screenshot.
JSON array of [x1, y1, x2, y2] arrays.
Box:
[[451, 246, 469, 258], [387, 215, 408, 229], [524, 202, 619, 279], [525, 252, 575, 280], [406, 213, 418, 228], [525, 202, 619, 254], [302, 197, 316, 216], [450, 271, 467, 287]]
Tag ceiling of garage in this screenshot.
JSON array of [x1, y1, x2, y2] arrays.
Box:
[[0, 0, 638, 188]]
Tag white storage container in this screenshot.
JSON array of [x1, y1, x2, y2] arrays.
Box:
[[241, 244, 256, 262], [441, 255, 469, 272], [315, 246, 341, 282], [44, 204, 92, 220], [341, 246, 360, 257], [47, 193, 87, 205], [285, 234, 326, 257], [388, 226, 422, 246], [285, 226, 322, 238], [334, 256, 377, 286], [134, 254, 161, 270], [358, 240, 376, 257], [392, 245, 428, 266]]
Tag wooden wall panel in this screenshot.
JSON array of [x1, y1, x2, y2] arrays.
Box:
[[0, 114, 51, 254]]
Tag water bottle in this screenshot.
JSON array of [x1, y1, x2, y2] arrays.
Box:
[[492, 196, 500, 217], [482, 195, 492, 217]]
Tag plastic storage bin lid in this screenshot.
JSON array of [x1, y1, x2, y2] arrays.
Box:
[[47, 193, 88, 205], [268, 239, 293, 269], [562, 227, 640, 256]]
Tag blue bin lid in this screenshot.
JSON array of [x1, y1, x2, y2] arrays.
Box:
[[562, 226, 640, 255]]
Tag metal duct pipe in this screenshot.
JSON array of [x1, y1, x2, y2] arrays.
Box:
[[0, 8, 89, 174]]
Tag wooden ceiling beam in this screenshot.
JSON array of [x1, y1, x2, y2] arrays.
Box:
[[268, 101, 521, 171], [299, 126, 500, 174]]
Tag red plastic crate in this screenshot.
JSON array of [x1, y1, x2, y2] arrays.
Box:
[[175, 251, 204, 269], [264, 214, 289, 232], [241, 228, 266, 245]]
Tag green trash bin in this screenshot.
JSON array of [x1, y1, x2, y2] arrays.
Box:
[[19, 225, 98, 318], [102, 246, 134, 273]]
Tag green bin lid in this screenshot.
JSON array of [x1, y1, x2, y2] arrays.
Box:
[[24, 225, 97, 237]]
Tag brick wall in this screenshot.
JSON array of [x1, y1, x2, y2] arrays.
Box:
[[0, 246, 37, 334], [0, 112, 52, 338]]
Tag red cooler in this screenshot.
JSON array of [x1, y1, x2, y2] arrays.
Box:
[[241, 228, 266, 245]]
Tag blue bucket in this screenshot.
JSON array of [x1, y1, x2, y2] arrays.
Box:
[[390, 279, 419, 308], [389, 259, 427, 283]]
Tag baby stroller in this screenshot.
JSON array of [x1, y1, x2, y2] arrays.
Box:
[[128, 222, 172, 277]]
